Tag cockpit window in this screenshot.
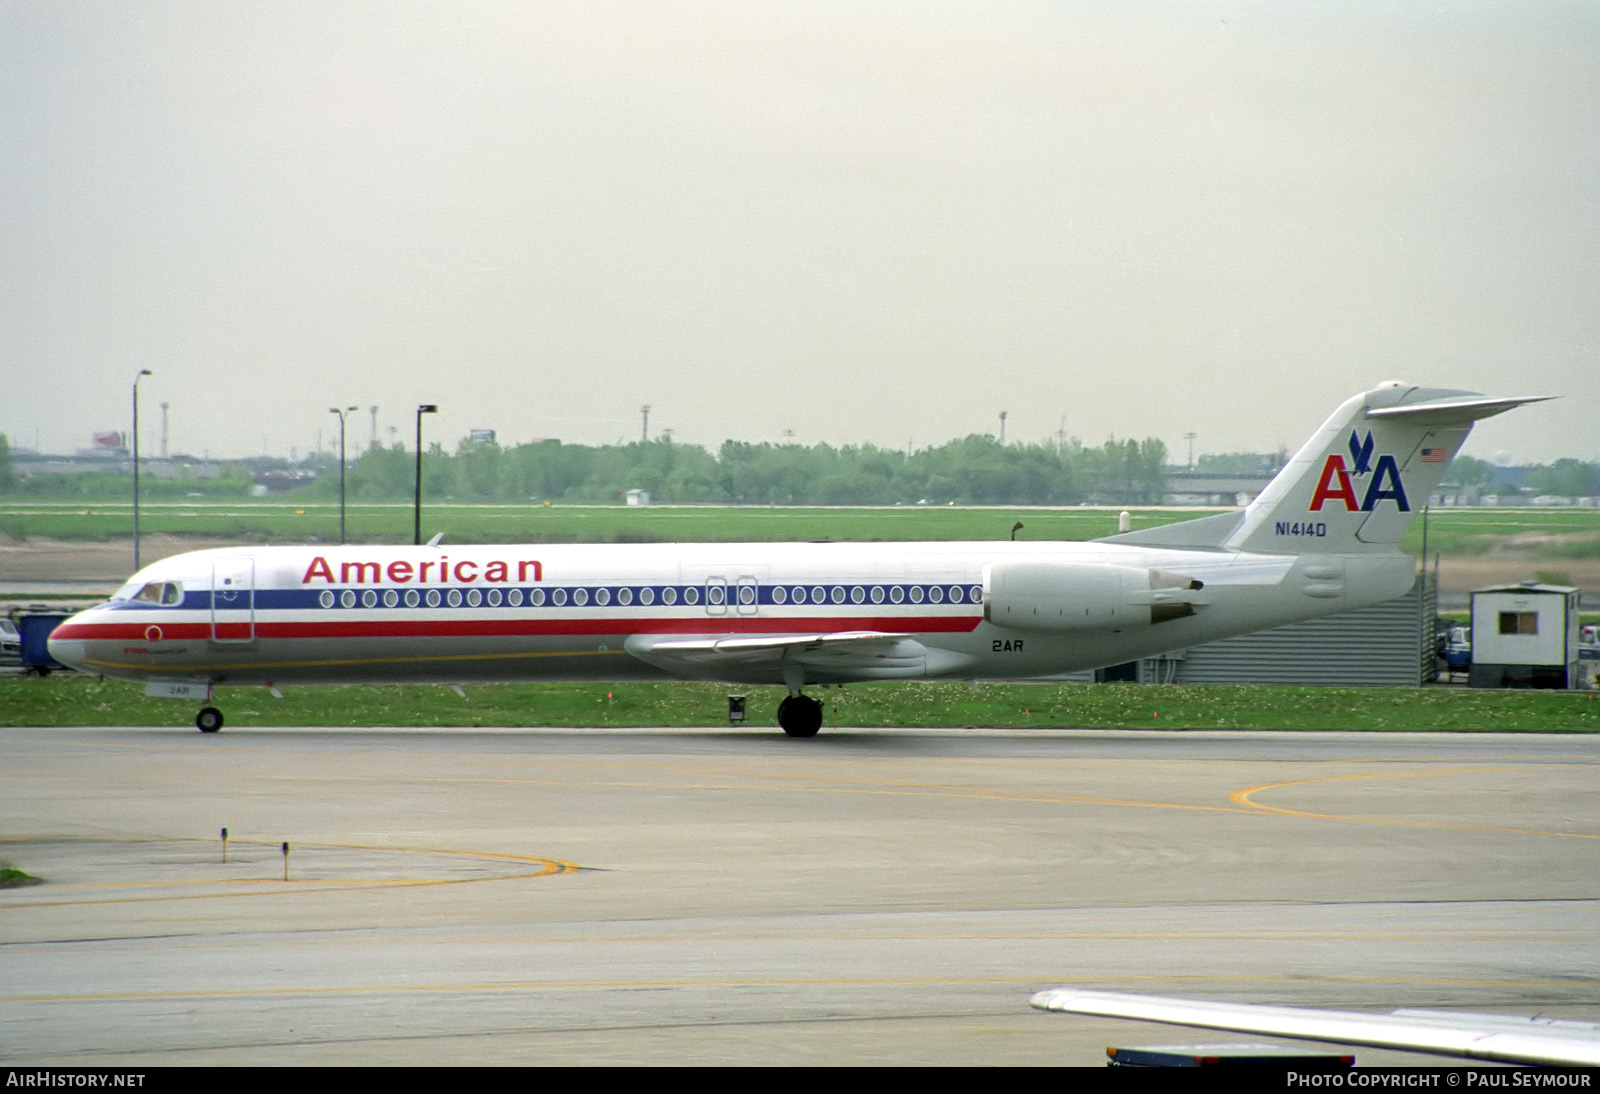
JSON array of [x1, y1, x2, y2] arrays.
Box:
[[124, 581, 183, 606]]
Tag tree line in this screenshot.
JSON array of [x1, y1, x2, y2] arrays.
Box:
[[5, 430, 1595, 506], [322, 434, 1172, 506], [1446, 454, 1600, 498]]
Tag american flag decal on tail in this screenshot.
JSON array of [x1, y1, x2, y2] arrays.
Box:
[[1420, 447, 1447, 463]]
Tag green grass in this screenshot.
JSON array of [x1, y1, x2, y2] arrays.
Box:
[[4, 674, 1596, 732], [3, 496, 1596, 555], [0, 498, 1164, 544], [1400, 509, 1600, 557]]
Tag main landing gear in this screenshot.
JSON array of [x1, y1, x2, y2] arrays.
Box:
[[196, 707, 224, 733], [777, 694, 823, 739]]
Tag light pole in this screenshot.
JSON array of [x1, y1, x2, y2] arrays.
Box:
[[132, 369, 152, 570], [414, 404, 437, 545], [329, 405, 357, 544]]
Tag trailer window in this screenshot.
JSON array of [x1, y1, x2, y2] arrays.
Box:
[[1498, 611, 1538, 636]]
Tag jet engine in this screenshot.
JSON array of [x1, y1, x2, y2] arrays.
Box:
[[983, 562, 1205, 632]]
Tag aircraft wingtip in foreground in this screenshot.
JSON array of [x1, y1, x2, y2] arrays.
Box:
[[1029, 988, 1600, 1067], [48, 382, 1550, 734]]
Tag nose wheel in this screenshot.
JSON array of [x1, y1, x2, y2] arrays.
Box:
[[196, 707, 224, 733], [777, 694, 823, 738]]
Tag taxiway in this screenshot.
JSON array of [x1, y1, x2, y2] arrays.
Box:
[[2, 727, 1596, 1065]]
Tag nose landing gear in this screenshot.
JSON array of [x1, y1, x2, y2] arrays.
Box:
[[196, 707, 224, 733]]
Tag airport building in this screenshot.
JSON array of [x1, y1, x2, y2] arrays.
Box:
[[1468, 582, 1582, 690], [1093, 575, 1439, 687]]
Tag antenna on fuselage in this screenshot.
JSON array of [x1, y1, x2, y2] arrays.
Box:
[[427, 532, 444, 548]]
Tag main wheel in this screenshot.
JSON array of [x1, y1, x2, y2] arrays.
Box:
[[777, 694, 823, 738], [196, 707, 224, 733]]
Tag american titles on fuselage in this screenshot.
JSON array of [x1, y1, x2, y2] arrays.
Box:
[[293, 556, 982, 611], [301, 556, 544, 586]]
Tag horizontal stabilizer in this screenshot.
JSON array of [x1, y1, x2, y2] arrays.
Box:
[[1099, 509, 1242, 549], [1364, 393, 1554, 426]]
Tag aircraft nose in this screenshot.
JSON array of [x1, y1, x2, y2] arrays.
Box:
[[45, 612, 92, 672]]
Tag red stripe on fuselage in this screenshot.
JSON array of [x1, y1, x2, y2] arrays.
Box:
[[51, 614, 982, 642], [50, 620, 213, 641]]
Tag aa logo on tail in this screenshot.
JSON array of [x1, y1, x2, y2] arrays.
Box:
[[1309, 430, 1410, 512]]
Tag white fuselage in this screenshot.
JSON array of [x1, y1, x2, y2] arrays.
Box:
[[48, 540, 1416, 690]]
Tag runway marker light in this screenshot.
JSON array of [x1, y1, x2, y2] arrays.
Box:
[[221, 827, 228, 863], [282, 841, 289, 881]]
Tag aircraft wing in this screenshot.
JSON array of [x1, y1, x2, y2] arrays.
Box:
[[624, 631, 976, 679], [626, 630, 916, 667], [1029, 989, 1600, 1067]]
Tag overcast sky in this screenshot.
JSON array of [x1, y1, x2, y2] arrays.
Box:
[[3, 1, 1596, 465]]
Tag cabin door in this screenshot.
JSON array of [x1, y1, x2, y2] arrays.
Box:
[[211, 559, 256, 643]]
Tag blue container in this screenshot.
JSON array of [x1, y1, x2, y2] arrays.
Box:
[[16, 612, 72, 674]]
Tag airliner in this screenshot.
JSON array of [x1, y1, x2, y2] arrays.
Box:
[[48, 383, 1546, 735]]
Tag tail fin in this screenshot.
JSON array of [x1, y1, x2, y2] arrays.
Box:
[[1225, 384, 1549, 553], [1108, 383, 1551, 554]]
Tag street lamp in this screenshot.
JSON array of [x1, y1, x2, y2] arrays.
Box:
[[414, 404, 437, 545], [328, 405, 358, 544], [132, 369, 153, 570]]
